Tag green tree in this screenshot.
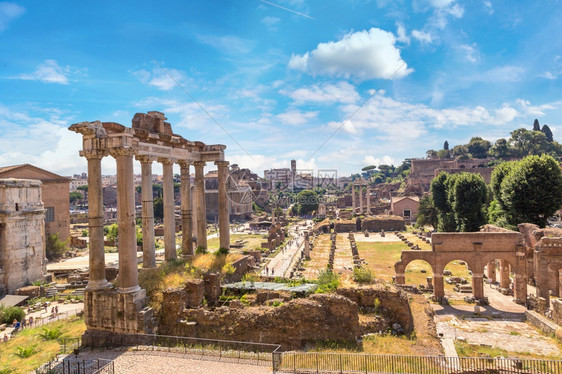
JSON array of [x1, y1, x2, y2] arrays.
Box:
[[500, 154, 562, 227], [105, 223, 119, 242], [509, 128, 549, 157], [448, 173, 488, 231], [467, 137, 491, 159], [154, 196, 164, 220], [490, 161, 516, 211], [533, 119, 541, 131], [488, 138, 512, 159], [444, 140, 449, 150], [69, 191, 83, 205], [437, 149, 451, 159], [451, 144, 470, 159], [542, 124, 554, 142], [430, 172, 456, 231], [415, 195, 438, 229], [46, 233, 67, 260], [296, 190, 319, 215]]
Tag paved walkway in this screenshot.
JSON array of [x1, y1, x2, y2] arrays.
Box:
[[260, 221, 312, 278], [433, 283, 561, 358], [78, 351, 272, 374]]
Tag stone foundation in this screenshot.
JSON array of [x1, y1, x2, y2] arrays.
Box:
[[361, 216, 405, 232], [83, 289, 155, 336]]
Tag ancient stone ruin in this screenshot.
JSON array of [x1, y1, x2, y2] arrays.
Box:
[[69, 111, 231, 341]]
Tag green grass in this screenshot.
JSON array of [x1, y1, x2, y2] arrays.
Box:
[[455, 340, 562, 360], [0, 315, 85, 374], [206, 234, 265, 252]]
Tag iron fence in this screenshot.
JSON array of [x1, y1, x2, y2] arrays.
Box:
[[22, 308, 83, 329], [272, 352, 562, 374], [82, 333, 282, 366], [36, 358, 114, 374]]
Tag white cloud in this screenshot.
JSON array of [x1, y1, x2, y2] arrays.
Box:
[[448, 4, 464, 18], [541, 71, 558, 80], [516, 99, 558, 117], [363, 155, 395, 167], [196, 34, 255, 55], [288, 27, 412, 81], [0, 105, 86, 175], [0, 2, 24, 32], [281, 81, 360, 105], [459, 43, 479, 63], [428, 0, 454, 8], [18, 60, 70, 84], [475, 65, 525, 83], [396, 23, 410, 44], [483, 1, 494, 15], [132, 66, 189, 91], [261, 16, 280, 31], [412, 30, 432, 44], [276, 110, 318, 125], [427, 1, 464, 30]]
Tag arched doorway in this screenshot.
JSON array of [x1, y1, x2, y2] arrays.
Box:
[[443, 259, 473, 299], [404, 259, 434, 292]]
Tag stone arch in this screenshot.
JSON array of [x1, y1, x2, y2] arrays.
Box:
[[404, 259, 434, 290], [442, 258, 472, 296]]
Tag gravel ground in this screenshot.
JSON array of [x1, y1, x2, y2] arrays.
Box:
[[76, 350, 273, 374]]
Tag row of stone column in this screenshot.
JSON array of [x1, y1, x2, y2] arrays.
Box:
[[84, 149, 230, 293], [351, 184, 370, 214]]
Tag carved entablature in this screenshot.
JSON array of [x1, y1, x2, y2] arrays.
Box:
[[69, 111, 225, 163]]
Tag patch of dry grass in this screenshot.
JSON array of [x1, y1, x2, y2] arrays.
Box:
[[0, 316, 85, 374]]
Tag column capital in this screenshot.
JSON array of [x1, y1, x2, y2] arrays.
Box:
[[178, 160, 191, 168], [108, 146, 135, 158], [193, 161, 206, 168], [214, 160, 230, 167], [158, 157, 177, 165], [136, 155, 156, 164], [81, 149, 108, 160]]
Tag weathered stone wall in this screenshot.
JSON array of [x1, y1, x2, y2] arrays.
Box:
[[362, 216, 405, 232], [334, 220, 356, 233], [553, 299, 562, 326], [336, 286, 414, 332], [159, 293, 366, 349], [43, 181, 70, 242], [223, 255, 256, 283], [0, 179, 46, 295]]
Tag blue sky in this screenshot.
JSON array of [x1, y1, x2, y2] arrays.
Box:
[[1, 0, 561, 177]]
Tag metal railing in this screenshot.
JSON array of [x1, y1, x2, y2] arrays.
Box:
[[21, 308, 83, 329], [82, 333, 281, 367], [272, 352, 562, 373], [36, 358, 114, 374]]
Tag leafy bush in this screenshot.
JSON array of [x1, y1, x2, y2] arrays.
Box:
[[38, 326, 63, 340], [81, 229, 88, 237], [14, 345, 36, 358], [316, 268, 339, 293], [46, 233, 68, 261], [195, 246, 207, 254], [222, 262, 236, 275], [216, 247, 229, 255], [374, 298, 381, 314], [0, 306, 25, 324], [353, 266, 374, 283]]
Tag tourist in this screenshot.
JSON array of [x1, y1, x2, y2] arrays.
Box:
[[22, 317, 26, 328], [2, 334, 7, 343], [28, 316, 34, 327], [55, 306, 59, 314]]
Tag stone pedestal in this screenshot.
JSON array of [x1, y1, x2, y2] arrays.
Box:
[[161, 159, 176, 261], [433, 274, 445, 299], [137, 156, 156, 268], [472, 274, 484, 299]]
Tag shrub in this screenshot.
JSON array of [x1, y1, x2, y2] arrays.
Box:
[[81, 229, 88, 237], [195, 246, 207, 254], [222, 263, 236, 275], [216, 247, 229, 255], [0, 306, 25, 324], [14, 345, 36, 358], [353, 266, 374, 283], [38, 326, 63, 340], [374, 298, 381, 314], [46, 233, 68, 261], [316, 268, 339, 293]]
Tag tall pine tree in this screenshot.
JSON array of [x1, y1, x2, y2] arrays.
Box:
[[541, 124, 553, 142], [533, 119, 541, 131]]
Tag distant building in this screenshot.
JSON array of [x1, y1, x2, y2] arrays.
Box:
[[0, 164, 70, 242], [390, 196, 420, 224]]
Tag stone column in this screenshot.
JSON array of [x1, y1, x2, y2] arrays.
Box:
[[472, 274, 484, 299], [304, 231, 310, 259], [84, 151, 110, 291], [536, 251, 550, 307], [194, 161, 207, 249], [179, 161, 193, 257], [112, 148, 140, 293], [366, 187, 370, 215], [499, 260, 510, 289], [160, 158, 176, 261], [433, 274, 445, 299], [351, 184, 356, 213], [487, 261, 496, 283], [215, 161, 230, 250], [191, 184, 198, 244], [137, 156, 156, 268], [359, 185, 364, 213]]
